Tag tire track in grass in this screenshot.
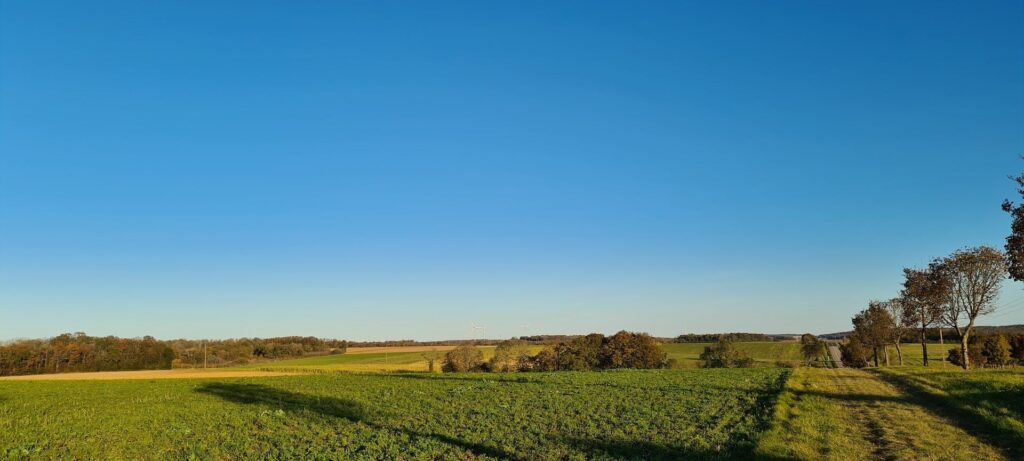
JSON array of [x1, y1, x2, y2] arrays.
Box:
[[757, 367, 1005, 460]]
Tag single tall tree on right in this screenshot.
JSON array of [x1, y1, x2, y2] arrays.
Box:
[[1003, 168, 1024, 281], [941, 246, 1006, 370]]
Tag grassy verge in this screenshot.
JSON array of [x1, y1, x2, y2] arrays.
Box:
[[755, 367, 1008, 460]]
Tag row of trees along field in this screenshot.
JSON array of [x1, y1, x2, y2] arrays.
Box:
[[436, 331, 672, 373], [843, 167, 1024, 370], [0, 334, 348, 376], [841, 246, 1024, 370]]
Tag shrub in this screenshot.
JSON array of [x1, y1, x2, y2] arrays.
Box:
[[839, 336, 870, 368], [699, 337, 753, 368], [442, 345, 484, 372], [982, 335, 1012, 367]]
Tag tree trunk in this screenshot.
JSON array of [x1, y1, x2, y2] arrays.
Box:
[[895, 341, 903, 366], [873, 347, 879, 367], [939, 328, 945, 367], [883, 346, 890, 367], [920, 328, 929, 367], [960, 333, 970, 370]]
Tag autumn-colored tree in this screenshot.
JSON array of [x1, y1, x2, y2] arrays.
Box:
[[839, 334, 871, 368], [600, 331, 667, 369], [941, 246, 1006, 370], [882, 298, 911, 366], [900, 261, 949, 366], [799, 334, 825, 366], [441, 345, 484, 372], [851, 302, 894, 367]]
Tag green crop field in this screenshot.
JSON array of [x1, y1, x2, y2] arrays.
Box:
[[238, 346, 548, 373], [661, 341, 804, 367], [0, 369, 787, 460]]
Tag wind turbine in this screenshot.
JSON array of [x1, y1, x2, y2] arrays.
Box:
[[471, 324, 486, 342]]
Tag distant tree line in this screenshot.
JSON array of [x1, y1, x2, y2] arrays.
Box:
[[0, 333, 348, 376], [349, 335, 598, 348], [0, 333, 174, 376], [440, 331, 672, 372], [167, 336, 347, 368], [674, 333, 775, 343]]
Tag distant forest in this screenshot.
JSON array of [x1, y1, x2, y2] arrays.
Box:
[[673, 333, 782, 343], [0, 333, 348, 377]]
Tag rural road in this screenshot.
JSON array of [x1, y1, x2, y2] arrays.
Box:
[[827, 344, 844, 367]]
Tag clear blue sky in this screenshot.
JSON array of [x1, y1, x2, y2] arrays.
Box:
[[1, 1, 1022, 341]]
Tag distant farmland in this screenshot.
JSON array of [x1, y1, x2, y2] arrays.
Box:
[[238, 342, 806, 373]]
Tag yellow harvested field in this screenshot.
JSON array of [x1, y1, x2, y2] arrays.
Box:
[[0, 369, 296, 381]]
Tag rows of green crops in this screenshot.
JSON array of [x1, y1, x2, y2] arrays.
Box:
[[0, 369, 788, 460]]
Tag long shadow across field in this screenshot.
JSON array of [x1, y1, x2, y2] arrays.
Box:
[[872, 371, 1024, 460], [197, 379, 789, 461], [196, 383, 516, 460]]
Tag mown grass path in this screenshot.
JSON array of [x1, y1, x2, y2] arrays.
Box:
[[756, 367, 1010, 460]]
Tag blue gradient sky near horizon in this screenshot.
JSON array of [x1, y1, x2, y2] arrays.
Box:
[[1, 1, 1023, 341]]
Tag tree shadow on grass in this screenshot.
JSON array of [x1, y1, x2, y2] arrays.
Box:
[[197, 383, 366, 421], [195, 382, 518, 460], [872, 371, 1024, 459], [789, 388, 907, 404]]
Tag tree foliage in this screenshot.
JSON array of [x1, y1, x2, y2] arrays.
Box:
[[699, 337, 754, 368], [799, 334, 825, 365], [0, 334, 348, 376], [1002, 167, 1024, 282], [442, 345, 485, 372], [848, 302, 894, 367], [526, 331, 668, 372], [901, 261, 948, 366], [942, 246, 1006, 369]]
